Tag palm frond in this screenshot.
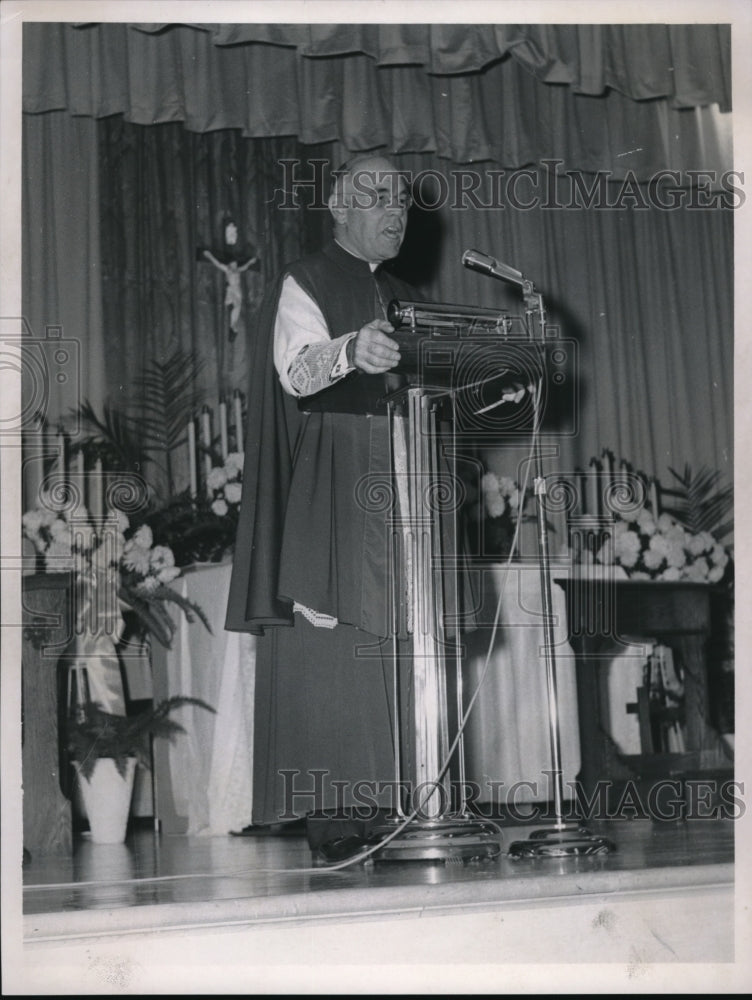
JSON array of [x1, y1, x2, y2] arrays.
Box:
[[664, 464, 734, 540], [134, 349, 206, 453], [72, 399, 154, 473]]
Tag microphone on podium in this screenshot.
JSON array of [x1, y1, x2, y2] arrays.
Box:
[[462, 249, 526, 287]]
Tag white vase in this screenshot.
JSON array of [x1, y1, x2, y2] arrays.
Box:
[[74, 757, 137, 844]]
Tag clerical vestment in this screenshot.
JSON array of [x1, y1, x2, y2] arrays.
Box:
[[225, 240, 418, 821]]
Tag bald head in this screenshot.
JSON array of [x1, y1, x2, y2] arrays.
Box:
[[328, 154, 411, 264]]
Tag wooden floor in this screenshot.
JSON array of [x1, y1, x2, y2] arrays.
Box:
[[13, 811, 746, 993]]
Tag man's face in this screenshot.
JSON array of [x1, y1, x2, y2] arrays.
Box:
[[330, 157, 411, 263]]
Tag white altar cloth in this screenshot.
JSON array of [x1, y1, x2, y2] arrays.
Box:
[[152, 562, 256, 836]]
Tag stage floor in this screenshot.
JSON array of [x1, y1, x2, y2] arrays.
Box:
[[22, 815, 733, 930], [13, 814, 746, 993]]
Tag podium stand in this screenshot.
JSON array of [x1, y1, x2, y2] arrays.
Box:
[[370, 383, 501, 861]]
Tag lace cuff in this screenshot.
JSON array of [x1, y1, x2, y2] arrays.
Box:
[[287, 335, 355, 397]]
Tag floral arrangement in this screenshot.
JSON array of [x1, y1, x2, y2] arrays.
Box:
[[22, 498, 96, 573], [206, 451, 243, 519], [593, 505, 730, 583], [473, 471, 537, 557], [22, 491, 209, 648]]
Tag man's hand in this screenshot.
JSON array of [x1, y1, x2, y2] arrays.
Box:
[[351, 320, 401, 374]]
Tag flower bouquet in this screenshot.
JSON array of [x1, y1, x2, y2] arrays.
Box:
[[594, 506, 730, 583], [472, 471, 538, 558]]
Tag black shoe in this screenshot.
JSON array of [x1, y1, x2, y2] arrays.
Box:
[[230, 818, 307, 837], [315, 833, 383, 864]]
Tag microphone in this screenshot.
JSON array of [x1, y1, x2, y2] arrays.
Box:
[[462, 249, 525, 287]]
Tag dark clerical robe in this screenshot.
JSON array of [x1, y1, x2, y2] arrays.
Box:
[[225, 240, 418, 822]]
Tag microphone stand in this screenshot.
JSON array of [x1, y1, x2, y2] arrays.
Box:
[[468, 262, 614, 858]]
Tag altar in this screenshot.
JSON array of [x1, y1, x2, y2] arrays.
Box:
[[150, 561, 256, 836]]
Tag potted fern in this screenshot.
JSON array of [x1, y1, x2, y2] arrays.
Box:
[[67, 697, 215, 844]]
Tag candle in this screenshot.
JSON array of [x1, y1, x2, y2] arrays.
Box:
[[589, 457, 601, 517], [92, 457, 103, 521], [219, 398, 229, 461], [650, 477, 660, 516], [233, 390, 244, 453], [75, 449, 85, 511], [188, 418, 197, 498], [575, 467, 586, 516], [56, 424, 66, 482], [201, 405, 212, 492]]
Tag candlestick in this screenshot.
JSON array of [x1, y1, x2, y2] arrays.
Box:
[[588, 457, 601, 518], [75, 448, 85, 511], [201, 405, 212, 492], [233, 390, 244, 453], [92, 457, 104, 521], [188, 418, 197, 498], [219, 399, 229, 461], [56, 423, 66, 482]]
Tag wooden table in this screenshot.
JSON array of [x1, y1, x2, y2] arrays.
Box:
[[22, 574, 74, 856], [554, 576, 729, 799]]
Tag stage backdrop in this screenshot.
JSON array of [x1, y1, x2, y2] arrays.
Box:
[[22, 21, 733, 506]]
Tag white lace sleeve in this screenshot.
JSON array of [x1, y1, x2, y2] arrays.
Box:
[[286, 336, 355, 397], [273, 274, 356, 397]]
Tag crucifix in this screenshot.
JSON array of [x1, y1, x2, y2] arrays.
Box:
[[197, 218, 259, 341]]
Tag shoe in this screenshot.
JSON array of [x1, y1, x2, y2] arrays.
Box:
[[230, 818, 307, 837], [315, 833, 382, 864]]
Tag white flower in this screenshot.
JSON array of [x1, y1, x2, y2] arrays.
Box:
[[660, 566, 681, 581], [50, 518, 70, 541], [22, 509, 44, 537], [710, 543, 728, 568], [136, 575, 160, 593], [507, 488, 520, 510], [44, 539, 74, 569], [132, 524, 153, 550], [708, 564, 726, 583], [156, 565, 181, 584], [481, 473, 505, 518], [224, 482, 242, 505], [686, 533, 707, 556], [212, 498, 229, 517], [149, 545, 175, 572], [636, 509, 656, 535], [657, 513, 675, 533], [122, 542, 152, 575], [649, 533, 671, 558], [685, 558, 710, 582], [485, 493, 506, 519], [481, 471, 499, 493], [225, 452, 244, 477], [115, 510, 130, 533], [613, 528, 641, 568], [663, 523, 687, 547], [497, 476, 517, 497], [38, 507, 59, 528], [621, 505, 642, 523], [595, 543, 614, 565], [665, 541, 687, 570], [207, 467, 228, 491]]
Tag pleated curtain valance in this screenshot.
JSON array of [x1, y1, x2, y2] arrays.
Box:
[[23, 21, 732, 171]]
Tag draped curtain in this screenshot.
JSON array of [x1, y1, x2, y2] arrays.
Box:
[[21, 20, 734, 502]]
